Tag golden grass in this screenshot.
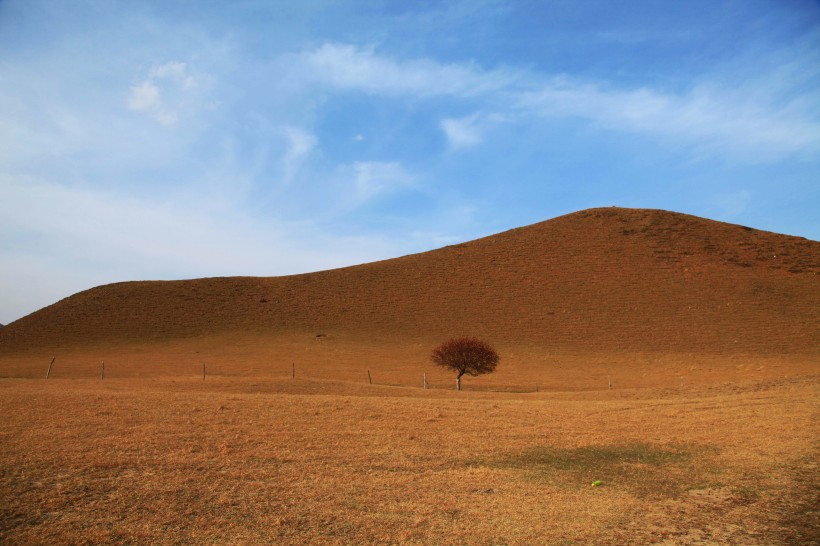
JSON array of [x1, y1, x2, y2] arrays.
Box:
[[1, 373, 817, 544], [3, 332, 817, 392]]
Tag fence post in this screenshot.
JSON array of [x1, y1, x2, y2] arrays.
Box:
[[202, 362, 206, 381], [292, 362, 295, 379], [368, 370, 372, 384], [608, 376, 612, 390], [100, 361, 105, 381], [46, 356, 55, 379], [423, 372, 427, 389]]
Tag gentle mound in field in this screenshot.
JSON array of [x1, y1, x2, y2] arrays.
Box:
[[1, 207, 817, 386]]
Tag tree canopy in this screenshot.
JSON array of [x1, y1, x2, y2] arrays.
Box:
[[430, 337, 499, 390]]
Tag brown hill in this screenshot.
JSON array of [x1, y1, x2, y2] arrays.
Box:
[[1, 207, 818, 385]]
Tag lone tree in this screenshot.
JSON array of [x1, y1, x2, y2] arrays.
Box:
[[431, 337, 499, 391]]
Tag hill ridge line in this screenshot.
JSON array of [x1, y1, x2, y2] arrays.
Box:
[[1, 207, 818, 358]]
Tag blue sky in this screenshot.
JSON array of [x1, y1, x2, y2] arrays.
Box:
[[1, 0, 819, 324]]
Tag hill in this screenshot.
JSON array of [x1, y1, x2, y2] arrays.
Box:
[[1, 207, 817, 385]]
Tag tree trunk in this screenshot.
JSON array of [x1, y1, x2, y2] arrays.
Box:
[[456, 373, 463, 391]]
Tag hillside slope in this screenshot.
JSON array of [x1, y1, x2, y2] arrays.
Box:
[[2, 207, 818, 360]]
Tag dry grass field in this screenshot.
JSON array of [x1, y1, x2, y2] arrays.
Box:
[[1, 208, 818, 543], [0, 373, 817, 544]]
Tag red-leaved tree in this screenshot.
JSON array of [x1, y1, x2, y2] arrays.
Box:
[[430, 337, 499, 391]]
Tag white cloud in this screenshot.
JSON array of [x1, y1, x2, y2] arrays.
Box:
[[298, 42, 820, 162], [301, 43, 516, 97], [126, 81, 160, 111], [516, 79, 820, 162], [126, 61, 206, 126], [281, 126, 317, 184], [350, 161, 415, 203], [440, 113, 484, 149], [150, 61, 192, 85]]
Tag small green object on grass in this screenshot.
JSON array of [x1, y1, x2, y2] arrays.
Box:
[[591, 480, 603, 487]]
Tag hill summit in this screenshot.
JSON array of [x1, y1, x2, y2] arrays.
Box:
[[1, 207, 818, 382]]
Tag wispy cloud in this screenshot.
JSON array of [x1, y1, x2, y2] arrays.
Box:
[[440, 113, 484, 150], [281, 126, 317, 185], [300, 43, 516, 97], [126, 81, 160, 114], [127, 61, 208, 126], [349, 161, 415, 204], [298, 42, 820, 163], [516, 78, 820, 162]]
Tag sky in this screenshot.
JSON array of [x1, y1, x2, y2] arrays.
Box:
[[1, 0, 819, 325]]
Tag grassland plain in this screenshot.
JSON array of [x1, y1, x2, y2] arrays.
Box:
[[0, 374, 817, 544]]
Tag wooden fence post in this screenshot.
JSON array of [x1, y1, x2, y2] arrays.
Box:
[[423, 372, 427, 389], [46, 357, 55, 379], [608, 376, 612, 390], [202, 362, 206, 381], [292, 362, 295, 379], [368, 370, 372, 384], [100, 361, 105, 380]]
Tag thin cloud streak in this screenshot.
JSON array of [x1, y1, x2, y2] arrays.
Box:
[[441, 114, 484, 150], [281, 127, 318, 185], [299, 43, 820, 162], [516, 80, 820, 162], [126, 61, 210, 126], [350, 161, 415, 203], [300, 43, 518, 97]]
